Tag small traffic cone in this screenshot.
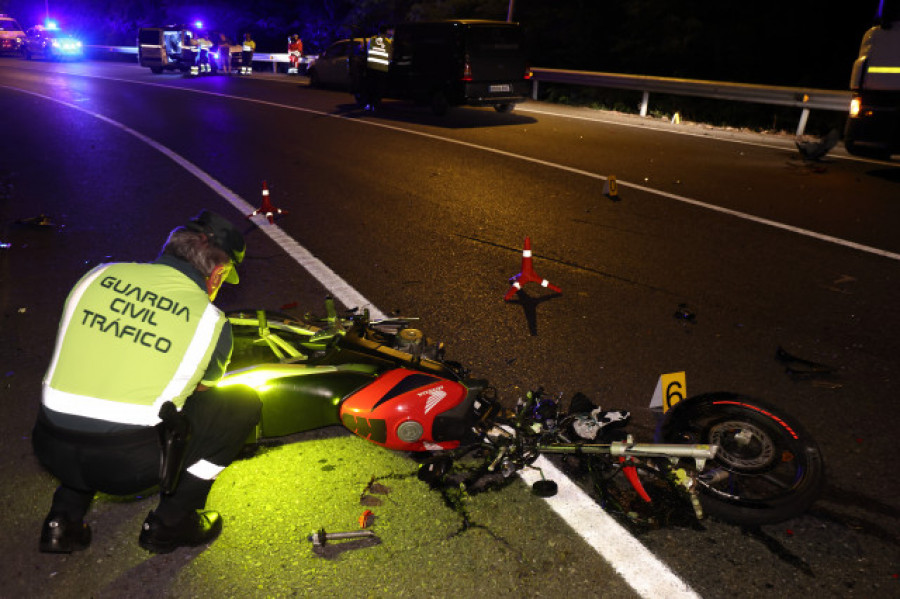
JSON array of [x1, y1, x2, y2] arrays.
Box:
[[504, 237, 562, 301], [602, 175, 618, 200], [247, 180, 287, 224]]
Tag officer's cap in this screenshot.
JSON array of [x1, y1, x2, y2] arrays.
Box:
[[185, 210, 245, 283]]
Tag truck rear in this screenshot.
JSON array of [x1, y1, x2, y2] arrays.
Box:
[[844, 3, 900, 158]]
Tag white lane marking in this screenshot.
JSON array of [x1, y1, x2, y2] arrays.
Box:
[[41, 72, 900, 262], [6, 82, 699, 598], [520, 457, 701, 599], [2, 85, 385, 320]]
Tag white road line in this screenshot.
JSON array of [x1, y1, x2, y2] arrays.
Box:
[[6, 82, 700, 598], [48, 72, 900, 262], [520, 457, 701, 599], [2, 85, 385, 320]]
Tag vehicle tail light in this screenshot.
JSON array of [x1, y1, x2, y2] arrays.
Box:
[[524, 63, 533, 80], [462, 54, 472, 81]]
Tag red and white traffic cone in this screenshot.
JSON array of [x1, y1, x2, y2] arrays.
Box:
[[504, 237, 562, 301], [247, 180, 287, 224]]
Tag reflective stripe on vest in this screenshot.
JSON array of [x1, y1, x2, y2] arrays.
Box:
[[367, 37, 391, 71], [43, 263, 225, 426], [187, 459, 226, 480]]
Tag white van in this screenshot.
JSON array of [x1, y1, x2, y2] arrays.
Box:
[[0, 14, 25, 55], [845, 3, 900, 158]]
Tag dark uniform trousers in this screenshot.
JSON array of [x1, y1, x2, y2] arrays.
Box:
[[32, 386, 260, 524]]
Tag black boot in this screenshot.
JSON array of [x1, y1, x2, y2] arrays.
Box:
[[39, 512, 92, 553], [138, 510, 222, 554]]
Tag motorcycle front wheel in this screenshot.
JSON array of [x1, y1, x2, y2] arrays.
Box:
[[660, 392, 825, 526]]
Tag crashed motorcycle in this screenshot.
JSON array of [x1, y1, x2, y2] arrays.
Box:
[[220, 298, 825, 527]]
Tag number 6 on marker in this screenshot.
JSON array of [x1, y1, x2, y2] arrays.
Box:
[[649, 371, 687, 413]]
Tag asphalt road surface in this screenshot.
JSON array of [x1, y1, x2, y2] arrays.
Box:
[[1, 57, 899, 598]]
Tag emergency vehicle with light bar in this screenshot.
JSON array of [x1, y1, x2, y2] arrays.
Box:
[[845, 2, 900, 158]]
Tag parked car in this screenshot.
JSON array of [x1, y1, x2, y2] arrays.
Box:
[[307, 38, 365, 88], [0, 14, 25, 55], [22, 25, 83, 60]]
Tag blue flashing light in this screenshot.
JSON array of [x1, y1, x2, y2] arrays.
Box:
[[195, 20, 203, 29], [45, 19, 59, 30]]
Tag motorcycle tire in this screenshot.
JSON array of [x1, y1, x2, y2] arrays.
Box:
[[660, 392, 825, 526]]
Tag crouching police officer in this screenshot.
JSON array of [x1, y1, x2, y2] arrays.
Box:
[[32, 210, 261, 554]]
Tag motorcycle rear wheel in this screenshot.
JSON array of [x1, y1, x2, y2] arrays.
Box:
[[661, 392, 825, 526]]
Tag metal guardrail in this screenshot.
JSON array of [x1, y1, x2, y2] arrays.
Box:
[[85, 45, 308, 73], [531, 68, 851, 136], [86, 46, 848, 135]]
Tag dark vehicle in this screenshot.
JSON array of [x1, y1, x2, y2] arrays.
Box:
[[389, 20, 532, 115], [307, 38, 365, 88], [22, 26, 83, 61]]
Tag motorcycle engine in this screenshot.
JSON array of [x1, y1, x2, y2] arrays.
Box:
[[394, 328, 443, 360]]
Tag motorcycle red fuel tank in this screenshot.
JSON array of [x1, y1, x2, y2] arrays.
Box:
[[340, 368, 468, 451]]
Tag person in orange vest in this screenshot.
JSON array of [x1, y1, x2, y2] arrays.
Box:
[[287, 33, 303, 74]]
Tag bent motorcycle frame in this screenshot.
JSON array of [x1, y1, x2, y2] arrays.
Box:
[[220, 303, 719, 513]]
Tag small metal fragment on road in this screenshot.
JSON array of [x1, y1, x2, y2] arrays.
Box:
[[359, 510, 375, 528], [775, 346, 835, 378], [308, 528, 376, 547], [16, 214, 56, 228], [673, 303, 696, 324], [368, 482, 390, 495], [360, 494, 381, 506]]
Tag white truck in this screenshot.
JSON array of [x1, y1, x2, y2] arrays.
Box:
[[0, 14, 25, 55], [845, 2, 900, 158]]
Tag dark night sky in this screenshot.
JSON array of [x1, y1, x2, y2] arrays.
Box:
[[0, 1, 886, 89]]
